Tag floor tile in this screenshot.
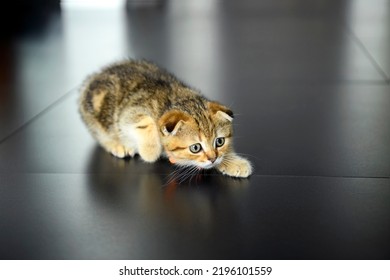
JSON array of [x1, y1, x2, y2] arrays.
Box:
[[0, 9, 129, 141], [346, 0, 390, 79], [228, 83, 390, 178], [1, 174, 388, 259], [125, 2, 385, 89]]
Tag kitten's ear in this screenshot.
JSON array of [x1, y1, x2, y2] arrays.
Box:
[[159, 110, 190, 136], [208, 102, 234, 122]]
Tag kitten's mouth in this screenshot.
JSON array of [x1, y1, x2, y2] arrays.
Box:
[[170, 157, 221, 170], [200, 159, 220, 169]]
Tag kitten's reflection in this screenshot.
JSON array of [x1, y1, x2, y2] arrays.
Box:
[[85, 145, 249, 231]]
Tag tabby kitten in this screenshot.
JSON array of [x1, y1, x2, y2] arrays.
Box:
[[79, 60, 252, 178]]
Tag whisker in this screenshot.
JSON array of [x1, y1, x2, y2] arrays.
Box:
[[234, 152, 261, 161], [180, 166, 198, 184], [168, 165, 188, 185], [164, 164, 186, 187], [188, 166, 200, 185]]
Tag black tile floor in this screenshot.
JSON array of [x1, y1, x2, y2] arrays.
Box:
[[0, 0, 389, 259]]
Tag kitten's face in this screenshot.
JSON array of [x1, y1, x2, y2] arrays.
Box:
[[159, 103, 233, 169]]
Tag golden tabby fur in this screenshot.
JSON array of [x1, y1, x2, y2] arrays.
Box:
[[79, 60, 252, 178]]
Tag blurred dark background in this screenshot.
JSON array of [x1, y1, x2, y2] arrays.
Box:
[[0, 0, 60, 38]]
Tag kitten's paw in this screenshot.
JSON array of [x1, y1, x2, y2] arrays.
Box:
[[139, 144, 161, 163], [217, 156, 253, 178], [104, 142, 135, 158]]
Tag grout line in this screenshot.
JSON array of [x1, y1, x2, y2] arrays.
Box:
[[345, 26, 390, 82], [0, 86, 77, 145]]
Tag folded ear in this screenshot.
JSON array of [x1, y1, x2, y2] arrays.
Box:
[[158, 110, 190, 136], [208, 101, 234, 122]]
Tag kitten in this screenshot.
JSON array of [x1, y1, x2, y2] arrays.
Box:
[[79, 60, 252, 178]]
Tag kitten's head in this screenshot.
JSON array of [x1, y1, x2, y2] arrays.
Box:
[[158, 102, 234, 169]]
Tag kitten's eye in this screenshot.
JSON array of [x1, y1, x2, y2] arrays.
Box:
[[189, 143, 202, 153], [215, 137, 225, 148]]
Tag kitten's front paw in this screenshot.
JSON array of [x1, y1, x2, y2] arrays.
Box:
[[139, 144, 162, 163], [217, 155, 253, 178], [103, 142, 135, 158]]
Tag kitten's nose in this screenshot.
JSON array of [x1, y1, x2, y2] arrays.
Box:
[[208, 156, 216, 163]]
